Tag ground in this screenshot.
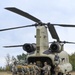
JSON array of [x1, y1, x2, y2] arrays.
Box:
[[70, 72, 75, 75], [0, 72, 12, 75], [0, 72, 75, 75]]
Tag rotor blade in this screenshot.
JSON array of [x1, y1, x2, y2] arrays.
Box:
[[3, 45, 23, 48], [49, 41, 75, 44], [47, 23, 60, 42], [5, 7, 41, 23], [51, 24, 75, 27], [0, 24, 36, 31], [60, 41, 75, 44]]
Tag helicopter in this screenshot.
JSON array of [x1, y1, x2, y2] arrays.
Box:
[[1, 7, 75, 75]]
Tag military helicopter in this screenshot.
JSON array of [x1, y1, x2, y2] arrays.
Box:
[[1, 7, 75, 75]]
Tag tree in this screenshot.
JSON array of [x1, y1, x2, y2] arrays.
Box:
[[5, 54, 11, 66], [11, 56, 17, 63], [69, 52, 75, 71], [5, 54, 11, 71], [17, 53, 27, 61]]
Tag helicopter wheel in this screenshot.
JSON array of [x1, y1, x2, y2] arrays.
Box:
[[58, 72, 63, 75], [66, 72, 71, 75]]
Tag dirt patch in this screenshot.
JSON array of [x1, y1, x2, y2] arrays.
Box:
[[0, 72, 12, 75], [0, 71, 75, 75], [70, 71, 75, 75]]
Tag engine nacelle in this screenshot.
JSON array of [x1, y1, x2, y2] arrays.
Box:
[[50, 42, 62, 53], [23, 43, 36, 53]]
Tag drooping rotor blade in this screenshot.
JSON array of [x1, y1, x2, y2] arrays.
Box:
[[59, 41, 75, 44], [49, 41, 75, 44], [47, 23, 60, 42], [3, 45, 23, 48], [51, 24, 75, 27], [5, 7, 41, 23], [0, 24, 37, 31]]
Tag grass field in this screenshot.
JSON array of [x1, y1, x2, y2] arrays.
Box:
[[0, 72, 75, 75]]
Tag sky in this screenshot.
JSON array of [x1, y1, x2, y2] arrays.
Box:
[[0, 0, 75, 67]]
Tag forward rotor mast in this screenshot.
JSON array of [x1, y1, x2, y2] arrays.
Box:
[[36, 25, 49, 56]]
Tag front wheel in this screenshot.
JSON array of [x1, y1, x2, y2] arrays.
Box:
[[58, 72, 63, 75]]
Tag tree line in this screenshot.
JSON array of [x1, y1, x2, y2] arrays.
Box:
[[0, 53, 27, 71], [69, 52, 75, 71]]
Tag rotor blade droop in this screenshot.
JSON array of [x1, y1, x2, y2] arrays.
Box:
[[5, 7, 41, 23]]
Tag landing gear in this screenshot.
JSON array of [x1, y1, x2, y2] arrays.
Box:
[[66, 72, 71, 75], [58, 72, 63, 75]]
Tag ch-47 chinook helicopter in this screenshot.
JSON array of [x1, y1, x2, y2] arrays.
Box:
[[1, 7, 75, 75]]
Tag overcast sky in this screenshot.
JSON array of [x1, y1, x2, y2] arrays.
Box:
[[0, 0, 75, 67]]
